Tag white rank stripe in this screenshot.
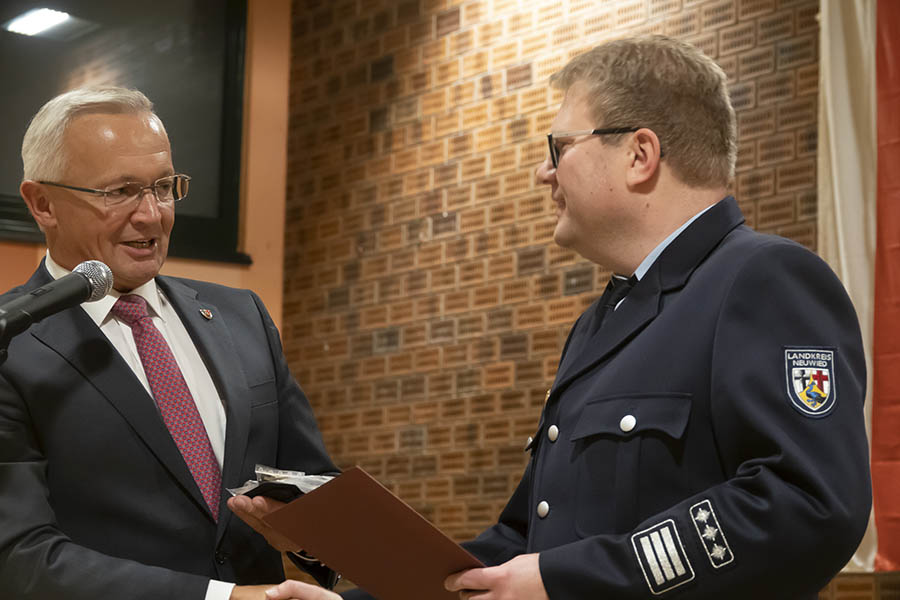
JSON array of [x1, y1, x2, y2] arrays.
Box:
[[640, 536, 665, 585], [660, 527, 687, 575], [650, 531, 676, 580], [632, 519, 694, 595]]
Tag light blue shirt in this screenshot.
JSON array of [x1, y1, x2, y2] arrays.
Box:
[[612, 203, 716, 309]]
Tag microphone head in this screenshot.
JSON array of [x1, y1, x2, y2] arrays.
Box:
[[73, 260, 114, 301]]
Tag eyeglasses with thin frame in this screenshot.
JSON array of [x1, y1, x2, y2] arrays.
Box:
[[38, 174, 191, 208], [547, 128, 639, 168]]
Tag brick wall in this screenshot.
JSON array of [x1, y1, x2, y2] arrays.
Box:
[[283, 0, 820, 544]]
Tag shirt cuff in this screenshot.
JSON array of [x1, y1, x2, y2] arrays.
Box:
[[206, 579, 237, 600]]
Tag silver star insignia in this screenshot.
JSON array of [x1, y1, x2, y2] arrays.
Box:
[[710, 544, 728, 560], [694, 507, 711, 523], [702, 524, 718, 541]]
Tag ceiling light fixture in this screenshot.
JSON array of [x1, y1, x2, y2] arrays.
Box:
[[5, 8, 70, 36]]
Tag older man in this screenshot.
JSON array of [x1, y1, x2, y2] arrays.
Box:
[[246, 35, 871, 600], [0, 87, 337, 600]]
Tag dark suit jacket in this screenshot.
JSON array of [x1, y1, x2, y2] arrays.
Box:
[[461, 197, 871, 599], [0, 263, 337, 599]]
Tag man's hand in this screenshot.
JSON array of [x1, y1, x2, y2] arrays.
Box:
[[263, 580, 341, 600], [230, 584, 277, 599], [444, 553, 548, 600], [227, 495, 301, 552]]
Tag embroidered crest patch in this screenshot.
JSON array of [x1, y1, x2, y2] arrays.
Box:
[[784, 348, 836, 418], [690, 499, 734, 568], [631, 519, 694, 595]]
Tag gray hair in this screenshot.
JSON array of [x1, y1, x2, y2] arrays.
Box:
[[21, 86, 157, 181], [550, 35, 736, 188]]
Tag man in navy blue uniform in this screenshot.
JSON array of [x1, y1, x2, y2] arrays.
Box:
[[249, 35, 872, 600]]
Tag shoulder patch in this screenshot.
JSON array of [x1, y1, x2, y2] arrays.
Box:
[[690, 499, 734, 568], [632, 519, 694, 595], [784, 347, 836, 418]]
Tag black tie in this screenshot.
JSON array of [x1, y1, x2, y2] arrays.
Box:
[[597, 274, 638, 327]]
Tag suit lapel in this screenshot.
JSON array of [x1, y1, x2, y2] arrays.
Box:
[[551, 197, 746, 394], [29, 289, 211, 518], [157, 277, 251, 535]]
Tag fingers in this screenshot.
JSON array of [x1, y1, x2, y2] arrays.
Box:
[[228, 496, 267, 529], [445, 567, 492, 592], [264, 580, 340, 600], [226, 496, 301, 552]]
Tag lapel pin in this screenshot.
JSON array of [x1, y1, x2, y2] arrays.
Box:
[[199, 308, 213, 320]]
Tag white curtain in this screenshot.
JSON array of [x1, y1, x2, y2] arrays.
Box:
[[818, 0, 878, 572]]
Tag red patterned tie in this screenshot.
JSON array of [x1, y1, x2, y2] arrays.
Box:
[[112, 294, 221, 520]]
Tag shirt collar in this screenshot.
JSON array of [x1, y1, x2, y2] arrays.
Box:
[[630, 203, 716, 281], [44, 251, 165, 327]]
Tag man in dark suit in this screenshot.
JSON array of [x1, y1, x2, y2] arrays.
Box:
[[253, 35, 872, 600], [0, 86, 337, 600]]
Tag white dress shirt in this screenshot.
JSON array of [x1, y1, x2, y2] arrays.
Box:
[[44, 254, 235, 600]]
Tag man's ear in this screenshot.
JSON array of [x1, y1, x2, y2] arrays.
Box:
[[625, 128, 662, 187], [20, 180, 55, 231]]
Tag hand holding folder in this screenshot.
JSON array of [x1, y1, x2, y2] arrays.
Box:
[[261, 466, 484, 600]]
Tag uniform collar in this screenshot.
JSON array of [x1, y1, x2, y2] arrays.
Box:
[[632, 203, 717, 281]]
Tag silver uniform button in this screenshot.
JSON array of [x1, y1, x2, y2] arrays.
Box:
[[525, 436, 533, 449], [537, 501, 550, 518], [620, 414, 637, 432], [547, 425, 559, 442]]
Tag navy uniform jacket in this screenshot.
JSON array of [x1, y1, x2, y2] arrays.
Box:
[[0, 264, 337, 599], [463, 197, 871, 599]]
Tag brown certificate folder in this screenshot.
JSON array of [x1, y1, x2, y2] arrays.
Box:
[[263, 466, 484, 600]]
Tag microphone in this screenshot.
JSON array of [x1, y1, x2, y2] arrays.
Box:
[[0, 260, 113, 347]]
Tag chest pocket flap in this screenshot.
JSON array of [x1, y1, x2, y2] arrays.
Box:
[[570, 393, 692, 441]]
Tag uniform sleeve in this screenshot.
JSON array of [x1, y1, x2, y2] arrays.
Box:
[[0, 372, 211, 599], [538, 242, 871, 599]]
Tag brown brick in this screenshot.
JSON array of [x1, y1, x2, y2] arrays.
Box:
[[515, 304, 545, 329], [758, 133, 795, 166], [777, 35, 815, 69], [736, 138, 757, 172], [737, 168, 775, 199], [758, 71, 794, 106], [451, 29, 474, 55], [776, 159, 815, 193], [462, 156, 488, 180], [795, 63, 818, 96], [477, 20, 503, 47], [729, 81, 756, 112], [502, 279, 530, 304], [491, 40, 518, 68], [758, 10, 794, 44], [739, 0, 775, 19], [517, 247, 545, 275], [458, 314, 485, 338], [666, 10, 700, 37], [436, 7, 461, 37], [615, 0, 647, 27], [701, 0, 735, 29], [796, 4, 818, 35], [738, 106, 776, 140], [757, 194, 796, 229]]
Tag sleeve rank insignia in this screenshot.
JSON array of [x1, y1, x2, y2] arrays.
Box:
[[690, 499, 734, 568], [785, 347, 836, 417], [631, 519, 694, 595]]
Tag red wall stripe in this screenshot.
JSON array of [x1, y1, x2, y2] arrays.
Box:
[[872, 0, 900, 572]]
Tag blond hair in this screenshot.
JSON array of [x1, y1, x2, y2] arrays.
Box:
[[550, 35, 736, 188]]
